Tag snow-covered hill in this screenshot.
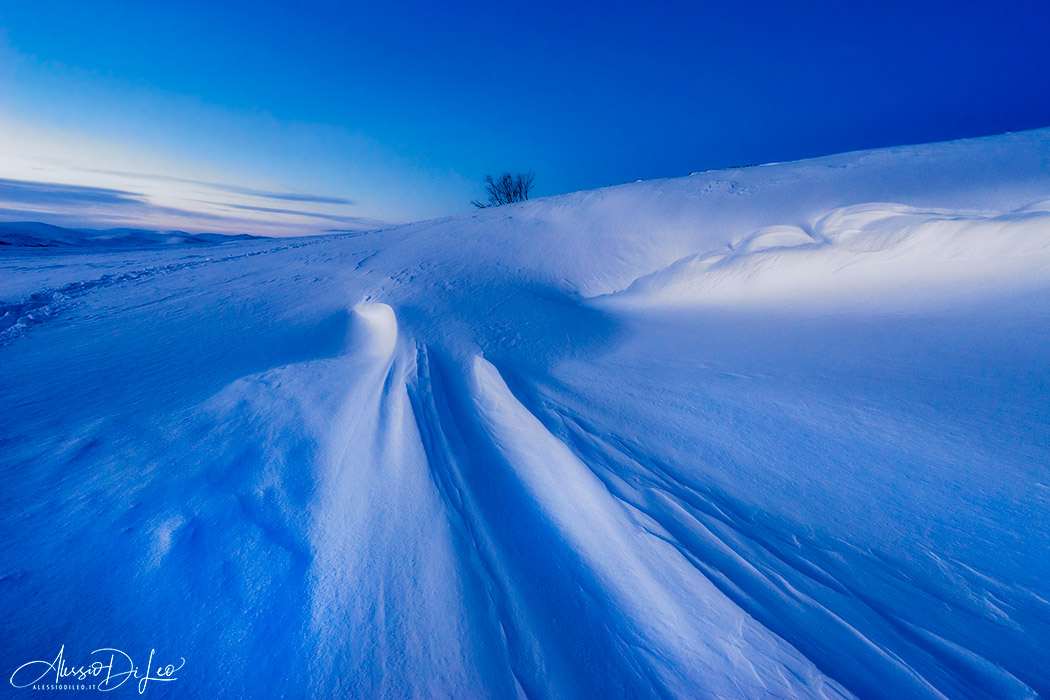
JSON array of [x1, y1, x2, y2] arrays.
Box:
[[2, 129, 1049, 699]]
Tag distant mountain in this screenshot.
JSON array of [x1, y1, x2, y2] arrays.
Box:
[[0, 221, 264, 248]]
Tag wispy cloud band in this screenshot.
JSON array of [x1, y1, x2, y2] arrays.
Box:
[[0, 175, 387, 234], [83, 168, 356, 205]]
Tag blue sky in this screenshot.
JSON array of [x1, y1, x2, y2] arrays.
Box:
[[1, 0, 1049, 234]]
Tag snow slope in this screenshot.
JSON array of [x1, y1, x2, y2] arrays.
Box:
[[2, 129, 1049, 699]]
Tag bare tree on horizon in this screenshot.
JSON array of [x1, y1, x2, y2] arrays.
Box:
[[472, 171, 535, 208]]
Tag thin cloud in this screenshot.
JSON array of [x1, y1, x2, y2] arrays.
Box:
[[83, 168, 355, 205], [0, 201, 292, 235], [0, 177, 147, 207], [0, 199, 238, 225], [0, 175, 384, 235], [220, 202, 383, 225]]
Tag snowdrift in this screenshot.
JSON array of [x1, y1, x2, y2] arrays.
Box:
[[601, 201, 1050, 311], [2, 129, 1049, 699]]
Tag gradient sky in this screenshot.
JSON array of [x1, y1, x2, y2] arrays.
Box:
[[1, 0, 1049, 235]]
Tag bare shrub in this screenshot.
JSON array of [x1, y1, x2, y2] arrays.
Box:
[[472, 171, 535, 208]]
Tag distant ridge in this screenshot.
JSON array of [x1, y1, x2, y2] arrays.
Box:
[[0, 221, 265, 249]]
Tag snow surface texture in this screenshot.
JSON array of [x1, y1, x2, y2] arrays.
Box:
[[2, 129, 1049, 699]]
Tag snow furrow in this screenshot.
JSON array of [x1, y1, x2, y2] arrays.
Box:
[[511, 381, 1046, 699], [464, 355, 853, 699]]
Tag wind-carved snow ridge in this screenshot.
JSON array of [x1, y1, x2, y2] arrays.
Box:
[[346, 302, 399, 358], [3, 128, 1050, 698], [598, 200, 1050, 310], [465, 356, 852, 699]]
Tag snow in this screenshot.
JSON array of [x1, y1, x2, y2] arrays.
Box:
[[601, 201, 1050, 311], [2, 128, 1049, 698]]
